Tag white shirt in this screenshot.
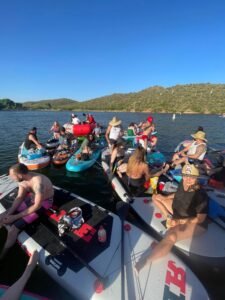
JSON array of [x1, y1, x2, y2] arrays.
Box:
[[109, 126, 121, 140], [187, 141, 206, 160], [72, 117, 81, 125]]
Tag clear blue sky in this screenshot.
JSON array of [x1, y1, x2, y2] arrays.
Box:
[[1, 0, 225, 102]]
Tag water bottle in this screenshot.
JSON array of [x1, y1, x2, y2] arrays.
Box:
[[98, 225, 107, 243]]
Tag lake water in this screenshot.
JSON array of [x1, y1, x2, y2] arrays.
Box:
[[0, 111, 225, 299]]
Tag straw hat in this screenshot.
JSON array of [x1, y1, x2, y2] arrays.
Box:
[[191, 131, 207, 142], [182, 164, 199, 177], [109, 116, 122, 126]]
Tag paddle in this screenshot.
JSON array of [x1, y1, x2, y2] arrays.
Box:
[[116, 201, 130, 300]]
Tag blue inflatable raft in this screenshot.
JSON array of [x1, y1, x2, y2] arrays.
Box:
[[66, 148, 101, 172]]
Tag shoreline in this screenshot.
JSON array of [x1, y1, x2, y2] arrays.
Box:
[[0, 109, 222, 115]]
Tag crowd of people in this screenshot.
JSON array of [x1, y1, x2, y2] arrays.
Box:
[[1, 112, 224, 296]]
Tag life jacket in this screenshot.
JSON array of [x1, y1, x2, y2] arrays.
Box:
[[136, 134, 156, 148]]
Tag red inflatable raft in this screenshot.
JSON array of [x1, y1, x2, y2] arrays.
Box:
[[64, 123, 95, 137]]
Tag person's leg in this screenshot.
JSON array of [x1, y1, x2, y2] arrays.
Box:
[[134, 230, 177, 273], [172, 156, 187, 167], [0, 225, 20, 259], [152, 194, 173, 218], [135, 223, 205, 274], [1, 251, 39, 300]]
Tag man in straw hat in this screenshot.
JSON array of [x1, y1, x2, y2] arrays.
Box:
[[105, 116, 123, 148], [135, 163, 208, 274], [171, 130, 207, 167]]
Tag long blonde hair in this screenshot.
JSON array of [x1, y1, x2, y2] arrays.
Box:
[[126, 146, 146, 175]]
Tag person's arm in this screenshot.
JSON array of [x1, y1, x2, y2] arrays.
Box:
[[29, 134, 42, 149], [14, 182, 44, 219], [177, 144, 191, 156], [5, 185, 27, 216], [143, 164, 151, 182]]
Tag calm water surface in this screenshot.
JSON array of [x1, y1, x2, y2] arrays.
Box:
[[0, 111, 225, 299]]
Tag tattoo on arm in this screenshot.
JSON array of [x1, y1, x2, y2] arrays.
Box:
[[196, 145, 205, 156], [34, 183, 44, 195]]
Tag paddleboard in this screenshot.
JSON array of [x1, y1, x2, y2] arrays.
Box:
[[101, 151, 225, 263], [0, 176, 209, 300]]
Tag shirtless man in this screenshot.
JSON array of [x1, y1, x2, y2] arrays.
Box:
[[0, 163, 54, 258]]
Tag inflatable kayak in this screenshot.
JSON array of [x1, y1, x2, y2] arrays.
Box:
[[101, 149, 225, 266], [66, 148, 101, 172], [52, 150, 72, 166], [64, 123, 95, 137], [18, 144, 50, 171], [0, 176, 209, 300]]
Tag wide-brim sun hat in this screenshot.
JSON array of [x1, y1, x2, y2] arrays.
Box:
[[109, 116, 122, 126], [182, 163, 199, 177], [191, 131, 207, 142]]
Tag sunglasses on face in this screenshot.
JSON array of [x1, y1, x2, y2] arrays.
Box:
[[182, 175, 198, 179]]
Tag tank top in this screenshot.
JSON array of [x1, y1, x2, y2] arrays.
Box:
[[187, 141, 206, 160], [109, 126, 121, 141], [24, 133, 37, 149]]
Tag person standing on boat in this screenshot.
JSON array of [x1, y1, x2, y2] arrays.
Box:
[[105, 116, 123, 148], [136, 117, 157, 151], [84, 113, 95, 124], [171, 131, 207, 167], [0, 163, 54, 259], [135, 164, 208, 273], [71, 114, 81, 125], [24, 127, 42, 150], [50, 121, 61, 139]]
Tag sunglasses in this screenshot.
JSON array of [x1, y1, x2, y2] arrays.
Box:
[[182, 174, 198, 178]]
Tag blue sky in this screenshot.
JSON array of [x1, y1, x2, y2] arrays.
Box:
[[0, 0, 225, 102]]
